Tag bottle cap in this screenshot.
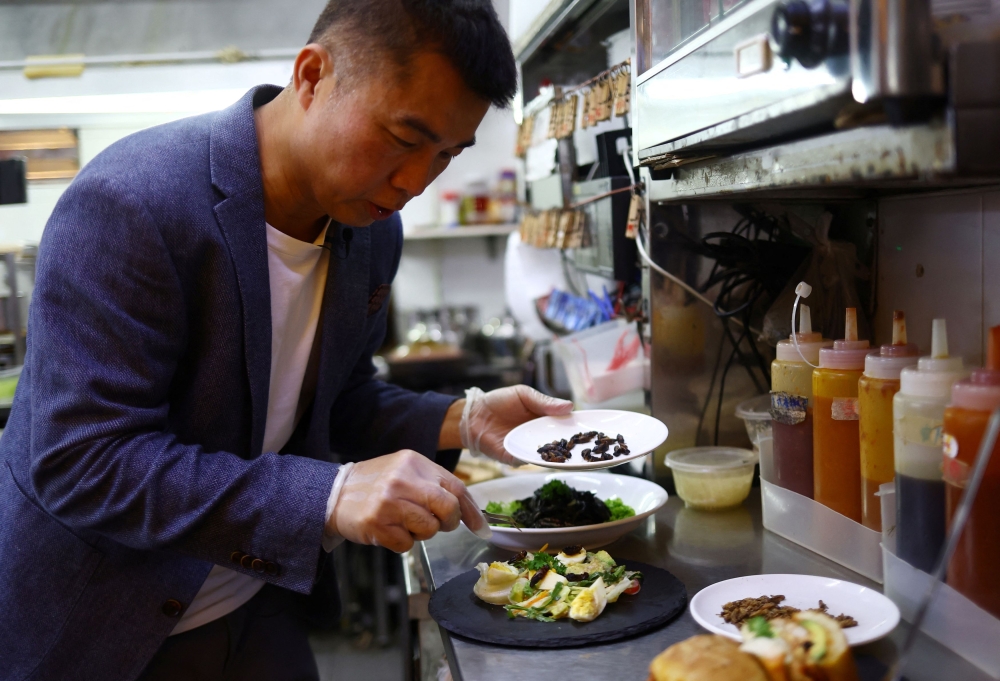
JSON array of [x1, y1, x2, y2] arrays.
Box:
[[819, 308, 870, 370], [863, 310, 919, 379], [951, 325, 1000, 411], [899, 319, 967, 398], [776, 304, 833, 362]]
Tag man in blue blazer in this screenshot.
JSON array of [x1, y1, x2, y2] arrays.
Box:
[[0, 1, 572, 679]]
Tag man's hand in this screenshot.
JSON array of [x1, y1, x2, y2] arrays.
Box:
[[459, 385, 574, 465], [328, 450, 488, 553]]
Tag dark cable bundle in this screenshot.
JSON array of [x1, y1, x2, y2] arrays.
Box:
[[669, 207, 809, 444]]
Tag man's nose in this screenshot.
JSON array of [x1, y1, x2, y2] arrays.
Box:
[[389, 153, 438, 203]]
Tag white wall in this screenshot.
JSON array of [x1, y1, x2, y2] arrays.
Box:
[[509, 0, 551, 45], [876, 188, 1000, 367], [0, 59, 297, 244]]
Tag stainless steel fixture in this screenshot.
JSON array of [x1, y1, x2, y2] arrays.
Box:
[[630, 0, 979, 171]]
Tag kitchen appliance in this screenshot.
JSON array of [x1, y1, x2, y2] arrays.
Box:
[[631, 0, 954, 170], [572, 176, 638, 281]]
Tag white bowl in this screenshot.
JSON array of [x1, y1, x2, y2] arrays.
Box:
[[463, 472, 668, 552], [503, 410, 668, 470]]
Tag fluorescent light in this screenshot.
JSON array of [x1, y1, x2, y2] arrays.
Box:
[[0, 89, 249, 115]]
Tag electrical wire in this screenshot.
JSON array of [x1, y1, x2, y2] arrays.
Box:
[[640, 204, 796, 443]]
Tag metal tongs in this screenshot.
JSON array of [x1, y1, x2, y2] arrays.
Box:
[[481, 510, 523, 531]]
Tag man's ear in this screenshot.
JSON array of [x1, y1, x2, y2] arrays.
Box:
[[292, 43, 335, 112]]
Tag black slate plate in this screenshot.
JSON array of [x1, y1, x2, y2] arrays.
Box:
[[428, 561, 686, 648]]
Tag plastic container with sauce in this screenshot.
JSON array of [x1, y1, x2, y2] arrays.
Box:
[[813, 308, 870, 522], [769, 305, 833, 498], [859, 311, 919, 531], [665, 447, 757, 511], [894, 319, 967, 572], [943, 325, 1000, 619]]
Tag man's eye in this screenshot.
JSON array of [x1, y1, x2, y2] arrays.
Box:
[[391, 133, 417, 148]]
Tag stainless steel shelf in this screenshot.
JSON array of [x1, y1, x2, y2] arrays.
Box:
[[512, 0, 623, 64], [403, 224, 518, 241], [512, 0, 572, 61], [644, 121, 979, 203]]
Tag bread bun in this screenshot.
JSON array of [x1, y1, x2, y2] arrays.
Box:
[[649, 634, 771, 681]]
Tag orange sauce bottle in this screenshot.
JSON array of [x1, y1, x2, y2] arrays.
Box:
[[813, 308, 870, 522], [942, 325, 1000, 618], [858, 311, 918, 530]]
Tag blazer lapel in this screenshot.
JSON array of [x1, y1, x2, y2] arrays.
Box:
[[209, 86, 281, 457], [305, 223, 371, 456]]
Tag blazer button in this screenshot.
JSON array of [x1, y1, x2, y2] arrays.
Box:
[[162, 599, 183, 617], [251, 558, 265, 573], [240, 554, 255, 570], [264, 562, 279, 576], [231, 551, 245, 564]]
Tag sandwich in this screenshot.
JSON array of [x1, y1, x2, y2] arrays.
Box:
[[648, 634, 770, 681], [649, 612, 858, 681], [741, 611, 858, 681]]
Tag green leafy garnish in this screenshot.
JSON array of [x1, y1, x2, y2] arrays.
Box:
[[513, 550, 567, 576], [574, 564, 628, 588], [538, 479, 574, 502], [746, 616, 774, 638], [504, 581, 566, 621], [485, 500, 522, 517], [604, 497, 635, 521]]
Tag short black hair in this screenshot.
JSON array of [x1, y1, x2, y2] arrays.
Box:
[[308, 0, 517, 108]]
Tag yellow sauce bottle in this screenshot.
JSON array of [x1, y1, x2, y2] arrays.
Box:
[[859, 311, 918, 530], [770, 304, 833, 498], [813, 308, 870, 522]]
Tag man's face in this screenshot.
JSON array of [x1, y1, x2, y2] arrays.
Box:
[[293, 48, 491, 227]]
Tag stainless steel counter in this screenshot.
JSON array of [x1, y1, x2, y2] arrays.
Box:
[[419, 488, 992, 681]]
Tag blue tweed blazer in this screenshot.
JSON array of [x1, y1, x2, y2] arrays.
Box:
[[0, 86, 456, 681]]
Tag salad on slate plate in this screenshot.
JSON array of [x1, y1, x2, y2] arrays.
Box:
[[472, 546, 643, 622]]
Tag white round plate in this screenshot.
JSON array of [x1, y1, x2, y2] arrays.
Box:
[[503, 410, 668, 470], [463, 471, 668, 552], [689, 574, 900, 647]]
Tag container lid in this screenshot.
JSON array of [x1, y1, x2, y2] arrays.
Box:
[[951, 326, 1000, 411], [819, 307, 870, 370], [776, 304, 833, 362], [863, 310, 918, 378], [864, 351, 919, 379], [899, 319, 967, 397], [665, 447, 757, 473], [776, 336, 834, 362], [735, 394, 772, 421]]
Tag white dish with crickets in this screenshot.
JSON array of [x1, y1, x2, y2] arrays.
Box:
[[503, 410, 668, 471], [689, 574, 900, 647]]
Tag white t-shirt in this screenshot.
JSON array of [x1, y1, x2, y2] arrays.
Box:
[[171, 222, 330, 635]]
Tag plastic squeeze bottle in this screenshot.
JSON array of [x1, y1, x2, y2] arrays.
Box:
[[894, 319, 967, 572], [859, 311, 919, 531], [770, 305, 833, 498], [942, 325, 1000, 618], [813, 308, 870, 522]]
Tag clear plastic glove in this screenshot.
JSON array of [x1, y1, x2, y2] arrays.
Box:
[[459, 385, 574, 466], [327, 450, 490, 553]]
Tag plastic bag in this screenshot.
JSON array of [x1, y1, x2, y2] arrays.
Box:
[[761, 212, 872, 345]]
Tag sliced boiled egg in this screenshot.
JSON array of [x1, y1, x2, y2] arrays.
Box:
[[537, 570, 568, 592], [569, 577, 607, 622], [556, 546, 587, 565]]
